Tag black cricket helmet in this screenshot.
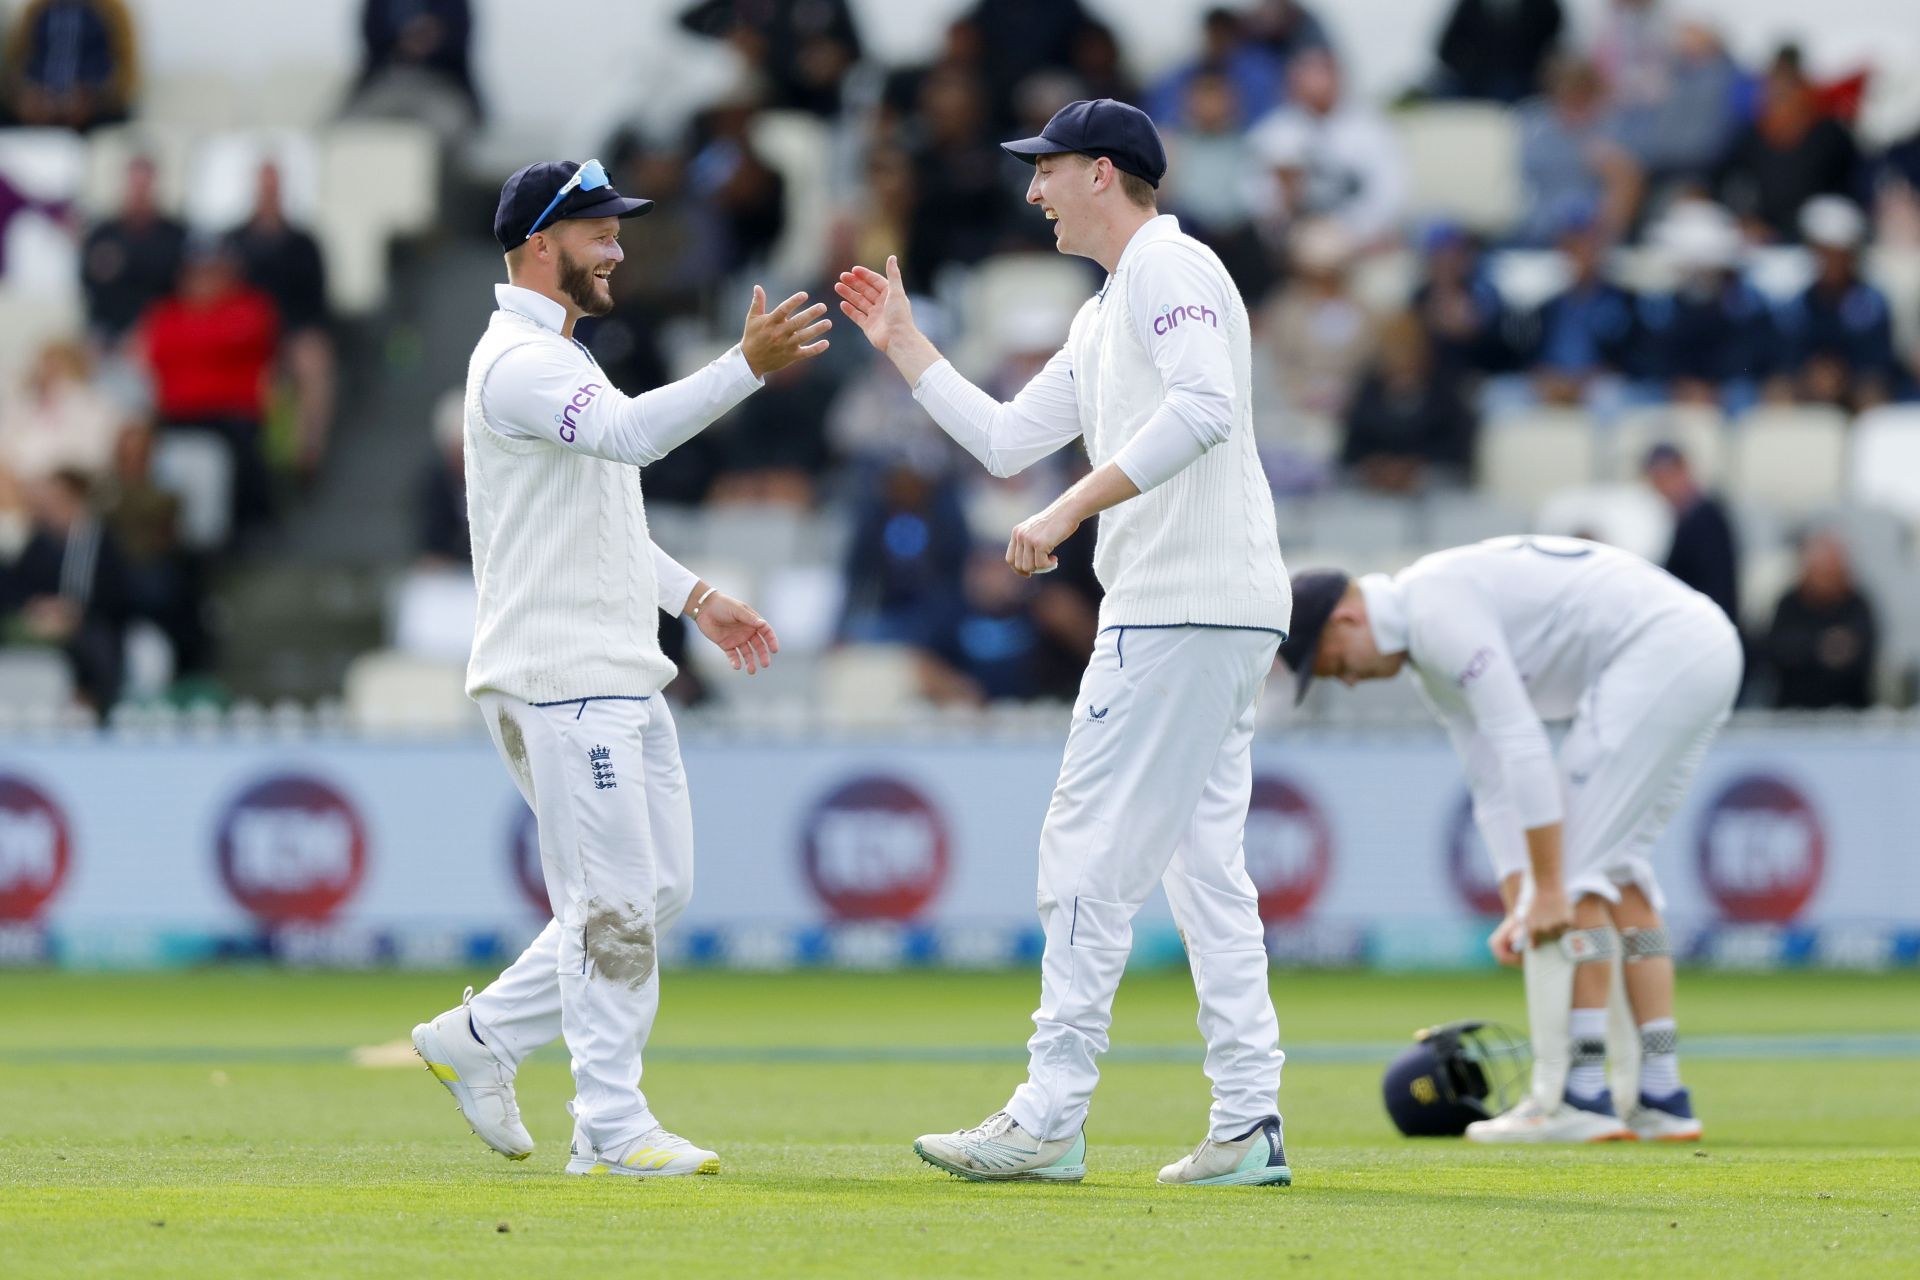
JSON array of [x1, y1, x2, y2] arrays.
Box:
[[1381, 1019, 1530, 1137]]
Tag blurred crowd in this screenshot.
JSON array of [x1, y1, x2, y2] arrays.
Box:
[[4, 0, 1917, 716]]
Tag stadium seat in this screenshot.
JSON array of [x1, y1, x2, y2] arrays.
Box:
[[0, 289, 83, 381], [342, 649, 475, 732], [1728, 406, 1849, 516], [140, 70, 246, 129], [1738, 543, 1796, 632], [0, 647, 74, 718], [953, 254, 1090, 377], [1475, 409, 1597, 512], [150, 430, 234, 552], [1608, 244, 1679, 295], [82, 123, 195, 216], [1865, 247, 1920, 370], [1486, 249, 1570, 312], [1393, 104, 1521, 233], [181, 131, 321, 234], [1419, 489, 1529, 547], [1534, 484, 1672, 563], [1745, 246, 1816, 304], [247, 65, 352, 130], [1608, 404, 1727, 484], [1350, 248, 1417, 313], [1303, 491, 1416, 553], [749, 110, 834, 289], [316, 121, 440, 315], [818, 644, 928, 722], [1850, 405, 1920, 525], [0, 128, 88, 202], [388, 567, 478, 664]]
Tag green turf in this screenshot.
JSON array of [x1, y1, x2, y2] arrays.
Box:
[[2, 969, 1916, 1278]]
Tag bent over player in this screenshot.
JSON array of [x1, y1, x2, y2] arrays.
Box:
[[836, 100, 1294, 1185], [1281, 537, 1739, 1142], [410, 159, 827, 1176]]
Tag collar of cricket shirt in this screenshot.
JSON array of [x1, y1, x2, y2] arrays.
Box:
[[495, 282, 568, 334], [1100, 213, 1184, 303], [1358, 572, 1410, 656]]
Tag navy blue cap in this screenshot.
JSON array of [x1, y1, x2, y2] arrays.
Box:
[[1001, 98, 1168, 188], [1276, 568, 1351, 704], [493, 160, 653, 252]]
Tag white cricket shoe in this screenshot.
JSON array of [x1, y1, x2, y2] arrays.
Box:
[[1464, 1093, 1634, 1144], [1158, 1116, 1293, 1187], [565, 1123, 720, 1178], [913, 1111, 1087, 1182], [1626, 1089, 1704, 1143], [411, 988, 534, 1161]]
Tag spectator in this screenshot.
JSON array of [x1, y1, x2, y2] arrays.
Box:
[[98, 421, 205, 675], [1716, 47, 1860, 242], [1776, 196, 1899, 410], [80, 154, 186, 348], [1340, 311, 1475, 492], [1636, 200, 1782, 410], [959, 0, 1098, 131], [1432, 0, 1563, 104], [0, 469, 127, 710], [0, 339, 124, 487], [138, 238, 280, 535], [1631, 20, 1747, 187], [1260, 217, 1377, 418], [1249, 48, 1407, 248], [678, 0, 863, 119], [1410, 221, 1515, 376], [1760, 528, 1877, 709], [1642, 442, 1738, 623], [1160, 70, 1273, 300], [1242, 0, 1333, 66], [345, 0, 480, 140], [685, 99, 788, 275], [226, 162, 335, 480], [1, 0, 136, 131], [824, 301, 957, 480], [708, 294, 854, 507], [1526, 206, 1640, 407], [902, 66, 1014, 290], [1514, 56, 1642, 245], [1144, 6, 1285, 128], [416, 389, 467, 566], [838, 460, 970, 652], [1064, 20, 1138, 110]]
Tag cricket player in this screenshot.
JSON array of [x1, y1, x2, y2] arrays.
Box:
[[1280, 536, 1740, 1142], [835, 99, 1295, 1186], [409, 158, 829, 1177]]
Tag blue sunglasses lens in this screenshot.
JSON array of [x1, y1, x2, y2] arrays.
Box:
[[576, 160, 609, 191]]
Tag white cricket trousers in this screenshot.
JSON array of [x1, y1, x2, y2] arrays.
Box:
[[464, 692, 695, 1150], [1006, 625, 1285, 1143]]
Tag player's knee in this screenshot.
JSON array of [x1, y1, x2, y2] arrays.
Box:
[[583, 899, 657, 988], [656, 869, 694, 931]]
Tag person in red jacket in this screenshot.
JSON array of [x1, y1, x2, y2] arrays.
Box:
[[138, 238, 279, 535]]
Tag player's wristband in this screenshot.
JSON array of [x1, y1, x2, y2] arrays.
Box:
[[689, 586, 719, 619]]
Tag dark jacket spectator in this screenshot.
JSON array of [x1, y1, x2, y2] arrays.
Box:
[[1527, 214, 1638, 402], [98, 423, 206, 674], [1434, 0, 1563, 104], [903, 66, 1015, 290], [1761, 530, 1877, 709], [685, 102, 788, 275], [1411, 223, 1516, 375], [80, 155, 185, 344], [1340, 312, 1475, 492], [2, 0, 136, 131], [1716, 53, 1860, 241], [1776, 197, 1899, 409], [351, 0, 479, 120], [416, 390, 468, 565], [1644, 443, 1739, 622], [1145, 6, 1286, 128], [677, 0, 863, 118], [838, 463, 971, 651], [0, 469, 128, 709]]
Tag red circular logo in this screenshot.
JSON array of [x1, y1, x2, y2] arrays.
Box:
[[0, 776, 71, 922], [509, 803, 549, 916], [216, 775, 368, 924], [802, 776, 949, 921], [1696, 774, 1826, 923], [1244, 775, 1332, 922], [1445, 793, 1508, 916]]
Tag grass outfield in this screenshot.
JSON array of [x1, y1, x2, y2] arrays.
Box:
[[2, 969, 1916, 1278]]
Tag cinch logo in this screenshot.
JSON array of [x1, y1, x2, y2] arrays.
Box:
[[216, 774, 368, 924], [1244, 774, 1332, 923], [588, 745, 616, 790], [1444, 792, 1508, 916], [508, 802, 548, 916], [553, 382, 602, 441], [802, 775, 949, 922], [1696, 773, 1825, 923], [0, 775, 71, 923], [1152, 303, 1219, 335]]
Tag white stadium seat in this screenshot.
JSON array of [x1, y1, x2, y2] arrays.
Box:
[[1864, 247, 1920, 371], [1393, 104, 1521, 233], [180, 131, 321, 234], [818, 645, 928, 723], [0, 289, 83, 381], [749, 110, 835, 289], [1486, 249, 1570, 312], [1475, 408, 1597, 512], [82, 123, 195, 216], [953, 253, 1089, 378], [1850, 405, 1920, 525], [1533, 484, 1673, 564], [150, 430, 234, 552], [343, 650, 475, 732], [1608, 404, 1727, 485], [1728, 406, 1849, 516], [317, 121, 440, 315], [0, 647, 74, 717]]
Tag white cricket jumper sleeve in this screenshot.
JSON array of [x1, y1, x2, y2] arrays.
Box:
[[651, 546, 698, 616], [911, 349, 1083, 478], [1110, 243, 1236, 493], [484, 340, 763, 466]]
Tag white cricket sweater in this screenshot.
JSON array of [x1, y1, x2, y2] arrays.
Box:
[[463, 284, 761, 703]]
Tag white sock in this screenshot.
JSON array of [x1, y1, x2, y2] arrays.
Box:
[[1639, 1017, 1682, 1098], [1566, 1008, 1609, 1099]]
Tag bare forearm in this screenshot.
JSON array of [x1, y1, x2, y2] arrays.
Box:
[[1524, 823, 1564, 889], [884, 326, 944, 387], [1048, 461, 1140, 525]]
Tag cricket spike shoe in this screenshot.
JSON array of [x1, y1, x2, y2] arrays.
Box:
[[1464, 1091, 1634, 1144], [1627, 1088, 1704, 1142], [411, 987, 535, 1161], [1157, 1116, 1293, 1187], [565, 1123, 720, 1177], [913, 1111, 1087, 1182]]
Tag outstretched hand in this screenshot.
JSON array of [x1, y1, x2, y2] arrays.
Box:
[[834, 256, 917, 354], [694, 592, 780, 674], [741, 286, 831, 378]]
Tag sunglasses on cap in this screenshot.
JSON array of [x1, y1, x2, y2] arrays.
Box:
[[524, 158, 610, 241]]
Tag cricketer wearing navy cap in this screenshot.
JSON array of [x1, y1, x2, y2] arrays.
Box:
[[1276, 568, 1353, 704]]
